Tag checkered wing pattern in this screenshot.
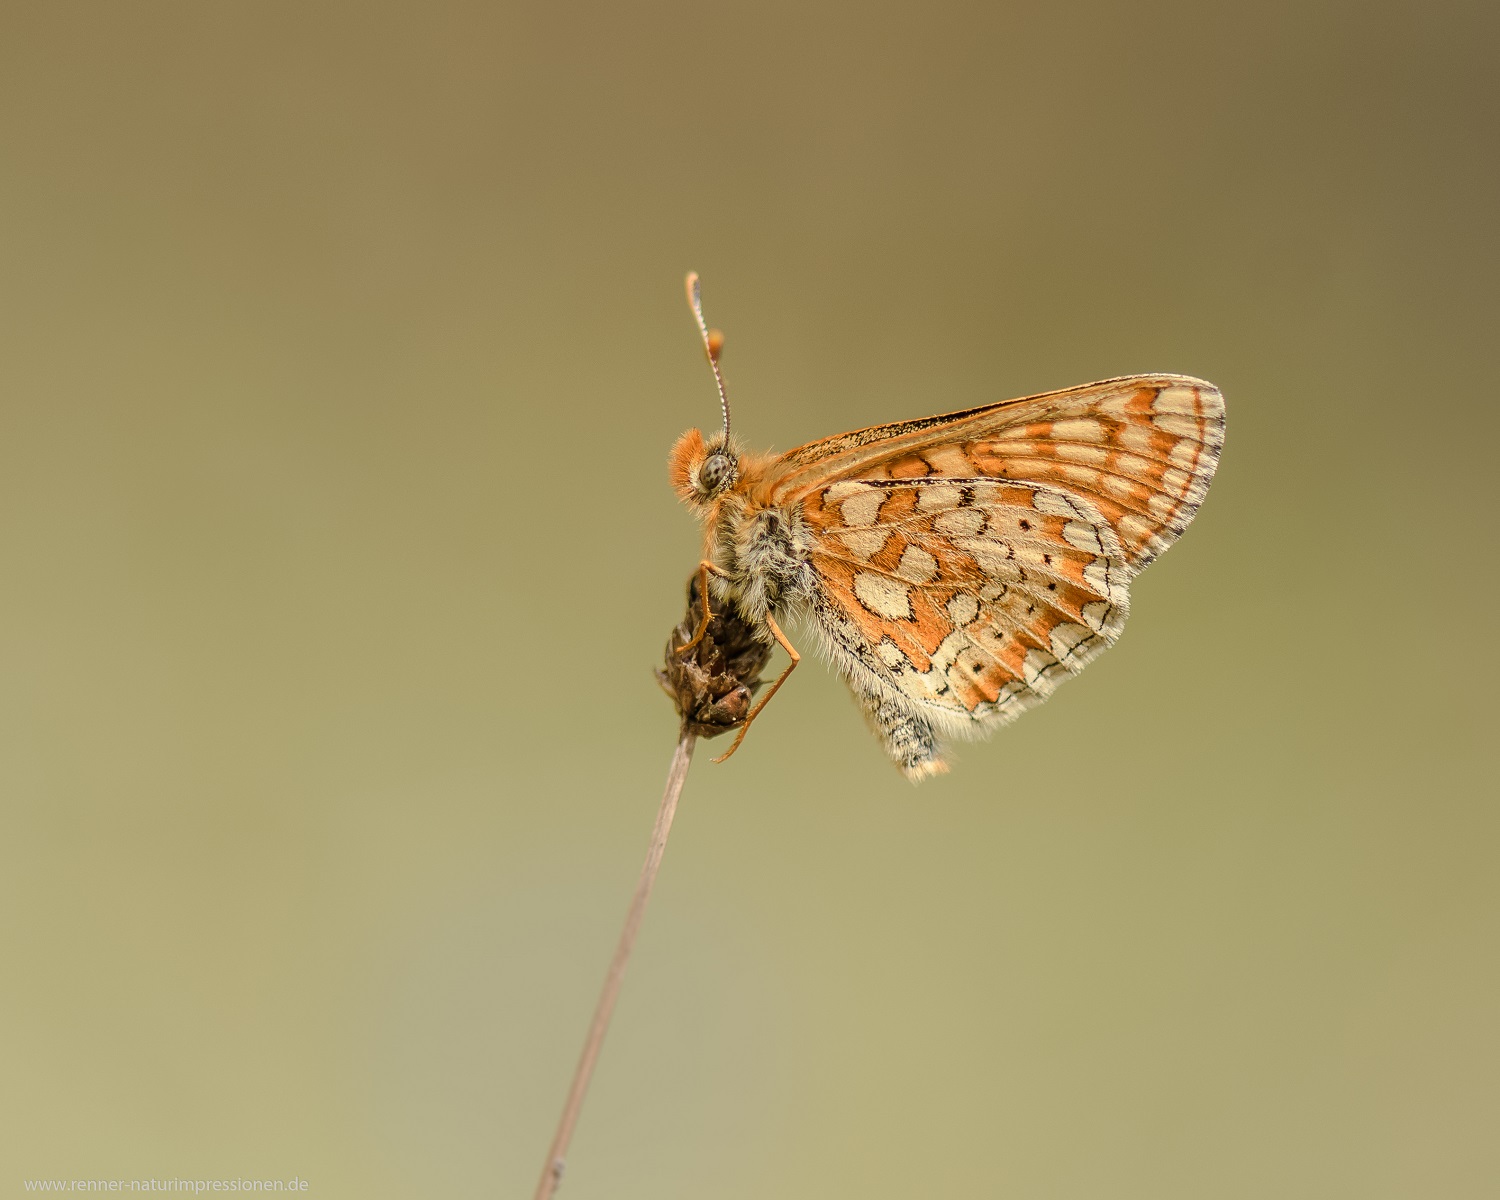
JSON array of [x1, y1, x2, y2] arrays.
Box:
[[774, 375, 1223, 726]]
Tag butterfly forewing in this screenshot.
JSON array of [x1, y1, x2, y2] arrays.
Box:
[[767, 375, 1223, 569]]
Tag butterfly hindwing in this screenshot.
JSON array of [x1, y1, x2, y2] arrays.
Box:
[[802, 475, 1132, 730]]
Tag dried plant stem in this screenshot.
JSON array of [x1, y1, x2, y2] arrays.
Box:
[[532, 730, 697, 1200]]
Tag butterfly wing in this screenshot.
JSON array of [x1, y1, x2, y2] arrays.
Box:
[[769, 374, 1223, 569], [800, 474, 1132, 731], [770, 375, 1223, 733]]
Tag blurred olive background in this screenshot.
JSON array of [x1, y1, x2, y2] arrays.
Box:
[[2, 2, 1496, 1197]]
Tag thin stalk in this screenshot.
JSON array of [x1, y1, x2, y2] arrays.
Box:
[[532, 730, 697, 1200]]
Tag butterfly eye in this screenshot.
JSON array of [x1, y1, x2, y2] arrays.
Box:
[[698, 452, 736, 494]]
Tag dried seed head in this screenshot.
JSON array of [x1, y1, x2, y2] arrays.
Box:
[[656, 573, 772, 738]]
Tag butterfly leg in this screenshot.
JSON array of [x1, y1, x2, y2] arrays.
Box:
[[680, 559, 732, 653], [712, 612, 799, 764]]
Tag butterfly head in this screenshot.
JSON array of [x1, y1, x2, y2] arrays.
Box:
[[668, 428, 740, 511]]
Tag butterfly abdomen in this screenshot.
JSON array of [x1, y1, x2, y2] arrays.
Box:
[[852, 677, 947, 781]]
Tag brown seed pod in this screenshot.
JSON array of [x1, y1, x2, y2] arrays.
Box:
[[656, 572, 772, 738]]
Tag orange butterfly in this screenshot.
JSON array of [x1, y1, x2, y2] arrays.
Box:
[[669, 274, 1224, 780]]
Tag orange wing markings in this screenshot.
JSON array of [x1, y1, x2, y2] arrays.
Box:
[[966, 452, 1166, 562], [948, 648, 1010, 711], [973, 388, 1219, 564], [976, 438, 1180, 501], [948, 590, 1103, 716], [777, 377, 1222, 571], [973, 448, 1215, 565], [886, 453, 934, 479], [766, 376, 1221, 500], [801, 475, 1132, 719], [811, 562, 935, 675]]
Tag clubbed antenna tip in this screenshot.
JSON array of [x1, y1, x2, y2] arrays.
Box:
[[684, 271, 731, 440]]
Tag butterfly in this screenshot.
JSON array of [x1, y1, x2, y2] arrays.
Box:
[[669, 274, 1224, 781]]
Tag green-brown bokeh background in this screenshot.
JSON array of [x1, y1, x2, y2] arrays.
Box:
[[3, 3, 1496, 1197]]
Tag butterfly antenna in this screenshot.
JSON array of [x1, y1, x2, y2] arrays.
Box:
[[684, 272, 731, 440]]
